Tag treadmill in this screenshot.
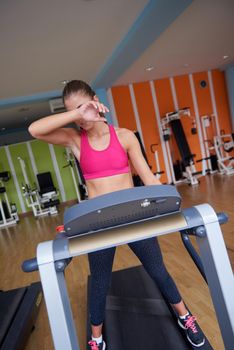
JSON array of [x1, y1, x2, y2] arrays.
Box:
[[0, 282, 42, 350], [22, 185, 234, 350]]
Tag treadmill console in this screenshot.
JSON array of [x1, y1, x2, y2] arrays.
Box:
[[64, 185, 181, 237]]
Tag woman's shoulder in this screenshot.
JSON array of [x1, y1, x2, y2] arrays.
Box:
[[113, 126, 136, 149], [113, 126, 134, 138]]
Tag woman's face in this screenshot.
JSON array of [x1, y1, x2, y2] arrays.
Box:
[[64, 92, 98, 130]]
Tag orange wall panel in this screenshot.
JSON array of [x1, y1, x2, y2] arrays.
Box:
[[154, 78, 174, 116], [174, 75, 194, 113], [193, 72, 213, 117], [133, 82, 167, 182], [212, 70, 232, 134], [111, 86, 137, 130]]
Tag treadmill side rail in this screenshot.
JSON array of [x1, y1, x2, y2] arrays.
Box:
[[37, 241, 80, 350], [195, 204, 234, 350]]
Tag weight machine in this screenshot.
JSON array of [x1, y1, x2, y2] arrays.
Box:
[[199, 115, 219, 174], [63, 149, 88, 202], [133, 132, 164, 186], [0, 171, 19, 228], [150, 143, 164, 179], [18, 157, 60, 217], [200, 115, 234, 175], [161, 108, 200, 186], [214, 133, 234, 175]]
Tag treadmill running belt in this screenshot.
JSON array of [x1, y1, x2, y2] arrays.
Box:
[[87, 266, 213, 350], [0, 288, 26, 346]]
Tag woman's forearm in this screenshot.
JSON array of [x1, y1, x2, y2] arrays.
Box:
[[28, 109, 81, 137]]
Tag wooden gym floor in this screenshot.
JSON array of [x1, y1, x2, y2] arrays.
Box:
[[0, 174, 233, 350]]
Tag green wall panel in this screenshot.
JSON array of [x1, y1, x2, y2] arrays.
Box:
[[0, 147, 22, 212], [1, 139, 80, 215], [9, 143, 35, 212], [53, 146, 78, 201]]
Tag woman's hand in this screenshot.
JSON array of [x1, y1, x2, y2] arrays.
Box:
[[77, 101, 109, 122]]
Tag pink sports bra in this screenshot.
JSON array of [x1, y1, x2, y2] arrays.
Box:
[[80, 125, 130, 180]]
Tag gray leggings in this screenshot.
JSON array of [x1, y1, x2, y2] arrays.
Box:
[[88, 237, 182, 326]]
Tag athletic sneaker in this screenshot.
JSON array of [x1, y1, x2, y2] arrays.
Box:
[[88, 340, 106, 350], [178, 313, 205, 347]]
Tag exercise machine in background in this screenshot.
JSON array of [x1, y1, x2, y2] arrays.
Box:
[[18, 157, 60, 217], [200, 115, 234, 175], [0, 171, 19, 228], [150, 143, 164, 179], [161, 108, 200, 186], [0, 282, 42, 350], [37, 172, 60, 213], [23, 185, 234, 350], [63, 148, 88, 202], [199, 115, 219, 174], [214, 132, 234, 175], [133, 131, 164, 186]]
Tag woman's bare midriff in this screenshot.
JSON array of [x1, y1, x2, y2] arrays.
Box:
[[86, 172, 134, 199]]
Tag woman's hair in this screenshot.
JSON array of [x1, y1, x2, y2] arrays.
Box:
[[62, 80, 96, 103]]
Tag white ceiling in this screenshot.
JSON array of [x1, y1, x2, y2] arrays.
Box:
[[0, 0, 148, 98], [0, 0, 233, 132], [115, 0, 234, 84]]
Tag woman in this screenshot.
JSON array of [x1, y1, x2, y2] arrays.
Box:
[[29, 80, 205, 350]]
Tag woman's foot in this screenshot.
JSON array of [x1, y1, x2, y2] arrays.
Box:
[[88, 340, 106, 350], [178, 312, 205, 347]]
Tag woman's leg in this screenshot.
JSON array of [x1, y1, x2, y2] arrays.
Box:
[[128, 237, 205, 347], [128, 237, 187, 315], [88, 247, 116, 337]]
